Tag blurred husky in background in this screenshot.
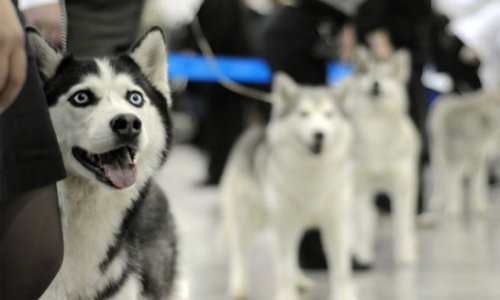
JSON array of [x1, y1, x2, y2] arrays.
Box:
[[221, 73, 356, 300], [337, 48, 421, 267], [427, 91, 500, 217]]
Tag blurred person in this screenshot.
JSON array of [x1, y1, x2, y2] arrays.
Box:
[[426, 13, 481, 93], [0, 0, 65, 299], [258, 0, 364, 270], [260, 0, 363, 85], [446, 1, 500, 91], [21, 0, 144, 56], [182, 0, 253, 185]]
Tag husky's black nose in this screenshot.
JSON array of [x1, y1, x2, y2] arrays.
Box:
[[371, 81, 380, 97], [110, 114, 142, 138], [311, 132, 324, 155], [314, 132, 324, 143]]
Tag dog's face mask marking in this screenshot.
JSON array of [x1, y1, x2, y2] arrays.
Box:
[[28, 28, 172, 190], [271, 73, 342, 155], [344, 48, 411, 116]]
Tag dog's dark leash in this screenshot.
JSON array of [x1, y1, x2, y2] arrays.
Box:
[[190, 16, 272, 103], [59, 0, 68, 53]]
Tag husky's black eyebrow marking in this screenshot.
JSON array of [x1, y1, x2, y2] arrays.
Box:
[[44, 57, 100, 106]]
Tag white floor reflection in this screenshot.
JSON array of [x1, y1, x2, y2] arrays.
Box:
[[158, 145, 500, 300]]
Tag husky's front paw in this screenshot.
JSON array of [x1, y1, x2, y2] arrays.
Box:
[[274, 290, 300, 300], [395, 245, 417, 266], [330, 285, 357, 300], [474, 202, 490, 217], [297, 272, 315, 292], [229, 287, 248, 299], [229, 281, 248, 299], [444, 201, 463, 217]]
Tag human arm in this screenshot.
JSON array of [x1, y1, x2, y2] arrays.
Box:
[[0, 0, 27, 114]]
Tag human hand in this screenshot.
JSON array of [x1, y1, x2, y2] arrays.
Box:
[[338, 24, 356, 62], [0, 0, 28, 114], [23, 3, 62, 47]]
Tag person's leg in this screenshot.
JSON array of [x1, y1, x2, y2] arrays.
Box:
[[205, 86, 245, 184], [408, 63, 427, 214], [0, 184, 63, 300]]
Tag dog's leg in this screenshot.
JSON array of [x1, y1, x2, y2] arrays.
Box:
[[353, 188, 377, 267], [470, 157, 490, 216], [321, 193, 356, 300], [391, 166, 418, 265], [228, 220, 257, 299], [295, 265, 314, 292], [428, 152, 445, 215], [271, 217, 303, 300], [443, 165, 464, 216]]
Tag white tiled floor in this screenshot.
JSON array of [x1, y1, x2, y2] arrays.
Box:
[[157, 145, 500, 300]]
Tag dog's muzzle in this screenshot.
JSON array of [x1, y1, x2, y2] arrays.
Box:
[[310, 132, 324, 155], [72, 144, 138, 189]]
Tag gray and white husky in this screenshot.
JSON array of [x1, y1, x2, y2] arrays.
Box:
[[428, 90, 500, 217], [221, 73, 356, 300], [337, 49, 421, 267], [27, 28, 177, 299]]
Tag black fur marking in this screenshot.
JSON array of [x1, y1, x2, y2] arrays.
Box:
[[43, 57, 100, 106], [110, 56, 172, 165], [99, 182, 151, 273], [94, 264, 133, 300]]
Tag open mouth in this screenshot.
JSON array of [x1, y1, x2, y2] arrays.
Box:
[[72, 146, 138, 189], [310, 142, 323, 155]]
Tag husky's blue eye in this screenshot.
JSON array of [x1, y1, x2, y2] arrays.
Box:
[[127, 91, 144, 107], [69, 91, 93, 106]]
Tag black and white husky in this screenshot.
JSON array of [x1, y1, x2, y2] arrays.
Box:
[[221, 73, 356, 300], [27, 28, 177, 299]]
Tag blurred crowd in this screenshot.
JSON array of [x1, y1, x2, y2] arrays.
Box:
[[19, 0, 499, 186], [139, 0, 499, 187]]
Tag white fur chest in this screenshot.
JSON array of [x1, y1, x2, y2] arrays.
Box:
[[262, 142, 351, 221], [44, 177, 139, 299], [353, 116, 419, 168]]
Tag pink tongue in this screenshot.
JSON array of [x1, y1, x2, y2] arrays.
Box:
[[103, 161, 137, 189]]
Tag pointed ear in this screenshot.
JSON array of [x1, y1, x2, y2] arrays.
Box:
[[352, 47, 371, 74], [331, 77, 352, 110], [26, 27, 63, 82], [272, 72, 299, 101], [128, 27, 170, 103], [387, 49, 411, 82]]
